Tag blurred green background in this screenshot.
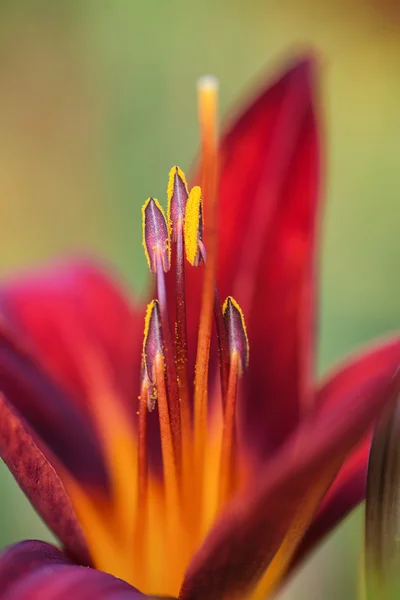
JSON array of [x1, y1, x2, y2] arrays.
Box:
[[0, 1, 399, 598]]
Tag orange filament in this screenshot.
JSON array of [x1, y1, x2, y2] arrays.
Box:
[[193, 76, 219, 513], [167, 167, 191, 474], [156, 253, 182, 472], [219, 350, 239, 508], [154, 352, 183, 592], [137, 378, 149, 529], [175, 224, 194, 524], [154, 353, 180, 510], [175, 224, 191, 438]]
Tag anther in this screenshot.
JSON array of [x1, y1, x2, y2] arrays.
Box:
[[142, 300, 164, 384], [184, 186, 204, 267], [222, 296, 249, 375], [142, 198, 171, 273], [167, 166, 189, 242]]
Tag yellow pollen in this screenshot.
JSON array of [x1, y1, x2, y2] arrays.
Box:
[[184, 186, 203, 266], [142, 300, 157, 360]]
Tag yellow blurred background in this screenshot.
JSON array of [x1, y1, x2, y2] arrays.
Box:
[[0, 2, 399, 598]]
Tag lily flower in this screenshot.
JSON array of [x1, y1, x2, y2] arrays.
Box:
[[0, 57, 399, 600]]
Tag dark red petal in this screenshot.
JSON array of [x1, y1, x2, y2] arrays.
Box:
[[0, 394, 90, 564], [1, 564, 171, 600], [179, 368, 400, 600], [0, 258, 143, 412], [0, 324, 108, 488], [186, 58, 319, 460], [292, 336, 400, 567], [0, 541, 171, 599], [0, 541, 73, 597]]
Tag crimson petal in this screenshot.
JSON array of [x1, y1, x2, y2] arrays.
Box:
[[186, 58, 319, 461], [179, 367, 399, 600], [0, 258, 143, 412], [0, 541, 171, 600], [0, 324, 108, 488], [0, 541, 73, 597], [0, 394, 90, 564], [292, 336, 400, 567]]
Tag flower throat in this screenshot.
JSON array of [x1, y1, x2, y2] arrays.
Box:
[[72, 77, 250, 597]]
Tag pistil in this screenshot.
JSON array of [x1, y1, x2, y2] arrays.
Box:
[[192, 79, 219, 482]]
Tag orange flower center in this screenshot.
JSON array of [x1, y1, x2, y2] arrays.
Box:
[[64, 77, 250, 597]]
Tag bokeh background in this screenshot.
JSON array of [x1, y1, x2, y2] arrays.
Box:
[[0, 1, 399, 598]]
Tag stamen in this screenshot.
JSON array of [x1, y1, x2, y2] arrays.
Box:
[[219, 297, 249, 507], [167, 166, 189, 242], [168, 166, 191, 469], [142, 199, 182, 469], [192, 75, 219, 522], [142, 198, 171, 273], [143, 296, 181, 468]]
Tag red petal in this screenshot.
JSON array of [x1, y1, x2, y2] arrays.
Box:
[[0, 541, 72, 597], [2, 566, 167, 600], [1, 258, 143, 413], [292, 336, 400, 567], [0, 324, 108, 488], [179, 367, 399, 600], [186, 58, 319, 460], [0, 395, 90, 564], [0, 541, 167, 600]]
